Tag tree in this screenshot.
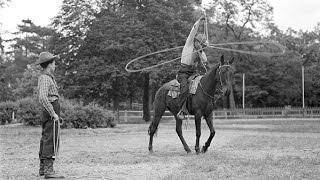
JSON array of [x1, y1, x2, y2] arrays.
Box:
[[51, 0, 104, 102], [51, 0, 198, 122], [1, 20, 57, 100], [205, 0, 274, 108], [12, 65, 41, 99]]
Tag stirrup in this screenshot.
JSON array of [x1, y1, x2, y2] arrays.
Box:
[[177, 110, 186, 120]]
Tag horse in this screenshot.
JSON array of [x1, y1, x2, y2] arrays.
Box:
[[148, 55, 235, 154]]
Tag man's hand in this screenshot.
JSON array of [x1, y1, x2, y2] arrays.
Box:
[[53, 113, 59, 121], [199, 15, 206, 21]]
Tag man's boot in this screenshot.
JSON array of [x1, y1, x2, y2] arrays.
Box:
[[177, 110, 186, 120], [39, 159, 44, 176], [44, 158, 65, 179]]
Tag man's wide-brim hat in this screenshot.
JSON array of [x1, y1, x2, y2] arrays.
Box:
[[34, 52, 59, 65]]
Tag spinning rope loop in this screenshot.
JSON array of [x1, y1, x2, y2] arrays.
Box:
[[125, 46, 200, 73], [125, 13, 286, 73], [125, 40, 286, 73]]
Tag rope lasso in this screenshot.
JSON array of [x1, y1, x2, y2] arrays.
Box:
[[52, 116, 64, 172], [125, 41, 285, 73], [125, 12, 286, 73], [125, 46, 206, 73]]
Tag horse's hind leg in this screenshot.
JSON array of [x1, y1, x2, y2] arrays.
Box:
[[148, 94, 167, 153], [148, 119, 159, 153], [201, 112, 215, 153], [174, 115, 191, 153]]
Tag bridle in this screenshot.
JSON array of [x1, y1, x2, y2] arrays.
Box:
[[199, 64, 232, 101]]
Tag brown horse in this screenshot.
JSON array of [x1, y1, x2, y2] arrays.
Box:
[[148, 55, 234, 154]]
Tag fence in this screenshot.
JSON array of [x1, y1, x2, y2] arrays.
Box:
[[117, 107, 320, 123], [212, 107, 320, 119]]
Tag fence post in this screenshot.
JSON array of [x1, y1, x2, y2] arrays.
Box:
[[12, 111, 15, 123], [124, 110, 128, 123], [116, 110, 120, 123]]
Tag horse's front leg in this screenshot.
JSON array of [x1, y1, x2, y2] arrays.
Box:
[[194, 113, 202, 154], [201, 112, 215, 153], [175, 116, 191, 153]]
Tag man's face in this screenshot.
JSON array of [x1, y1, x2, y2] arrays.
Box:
[[194, 40, 202, 50], [49, 61, 56, 72], [194, 39, 206, 50]]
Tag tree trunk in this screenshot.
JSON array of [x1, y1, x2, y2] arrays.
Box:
[[112, 77, 120, 111], [229, 87, 236, 109], [143, 72, 150, 122], [223, 95, 229, 109]]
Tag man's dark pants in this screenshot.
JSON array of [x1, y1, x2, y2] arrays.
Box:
[[39, 100, 60, 159], [39, 100, 60, 176], [177, 64, 196, 113], [177, 73, 190, 110]]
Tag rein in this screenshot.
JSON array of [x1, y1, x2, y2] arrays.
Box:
[[198, 64, 231, 100]]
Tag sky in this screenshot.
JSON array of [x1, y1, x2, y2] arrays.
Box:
[[0, 0, 62, 35], [267, 0, 320, 31], [0, 0, 320, 38]]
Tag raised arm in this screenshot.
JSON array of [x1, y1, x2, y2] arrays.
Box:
[[184, 15, 206, 46]]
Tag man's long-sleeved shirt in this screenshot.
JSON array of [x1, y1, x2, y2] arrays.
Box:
[[181, 17, 207, 66], [38, 71, 59, 117]]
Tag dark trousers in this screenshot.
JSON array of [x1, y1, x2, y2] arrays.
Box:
[[177, 73, 190, 110], [39, 100, 60, 160]]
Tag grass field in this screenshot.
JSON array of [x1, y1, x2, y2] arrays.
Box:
[[1, 118, 320, 180]]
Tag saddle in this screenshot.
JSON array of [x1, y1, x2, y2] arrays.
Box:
[[167, 75, 203, 98], [166, 75, 202, 115]]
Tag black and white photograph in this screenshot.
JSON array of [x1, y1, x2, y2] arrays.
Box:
[[1, 0, 320, 179]]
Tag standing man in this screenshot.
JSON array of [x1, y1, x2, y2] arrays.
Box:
[[36, 52, 64, 179], [177, 15, 208, 120]]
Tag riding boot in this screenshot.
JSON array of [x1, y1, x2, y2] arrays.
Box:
[[44, 158, 65, 179], [39, 159, 44, 176], [177, 110, 186, 120]]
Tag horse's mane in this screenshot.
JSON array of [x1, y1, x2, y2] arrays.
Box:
[[202, 63, 220, 79]]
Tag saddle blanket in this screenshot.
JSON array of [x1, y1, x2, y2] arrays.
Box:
[[167, 76, 203, 98]]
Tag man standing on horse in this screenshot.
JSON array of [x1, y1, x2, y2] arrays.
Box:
[[177, 15, 208, 120]]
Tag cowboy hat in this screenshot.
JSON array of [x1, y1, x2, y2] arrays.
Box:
[[34, 52, 59, 65]]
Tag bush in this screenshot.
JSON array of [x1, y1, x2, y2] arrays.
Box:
[[84, 103, 116, 128], [10, 96, 116, 128], [0, 101, 18, 125], [59, 98, 116, 129], [17, 97, 41, 126]]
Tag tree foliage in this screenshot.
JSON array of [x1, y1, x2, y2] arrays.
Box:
[[1, 0, 320, 110]]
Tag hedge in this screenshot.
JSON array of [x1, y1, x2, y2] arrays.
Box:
[[0, 97, 116, 128], [0, 101, 18, 125], [60, 99, 116, 129]]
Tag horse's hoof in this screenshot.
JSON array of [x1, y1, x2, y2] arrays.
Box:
[[201, 146, 207, 153], [195, 147, 200, 155], [186, 149, 192, 153], [149, 148, 154, 154]]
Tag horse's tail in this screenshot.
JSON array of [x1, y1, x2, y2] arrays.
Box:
[[148, 84, 169, 136]]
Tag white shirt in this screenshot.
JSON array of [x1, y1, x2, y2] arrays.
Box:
[[181, 18, 207, 66]]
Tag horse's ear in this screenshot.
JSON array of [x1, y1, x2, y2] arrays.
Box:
[[229, 57, 235, 65], [220, 55, 225, 65]]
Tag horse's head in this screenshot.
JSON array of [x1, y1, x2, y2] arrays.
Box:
[[217, 55, 235, 96]]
